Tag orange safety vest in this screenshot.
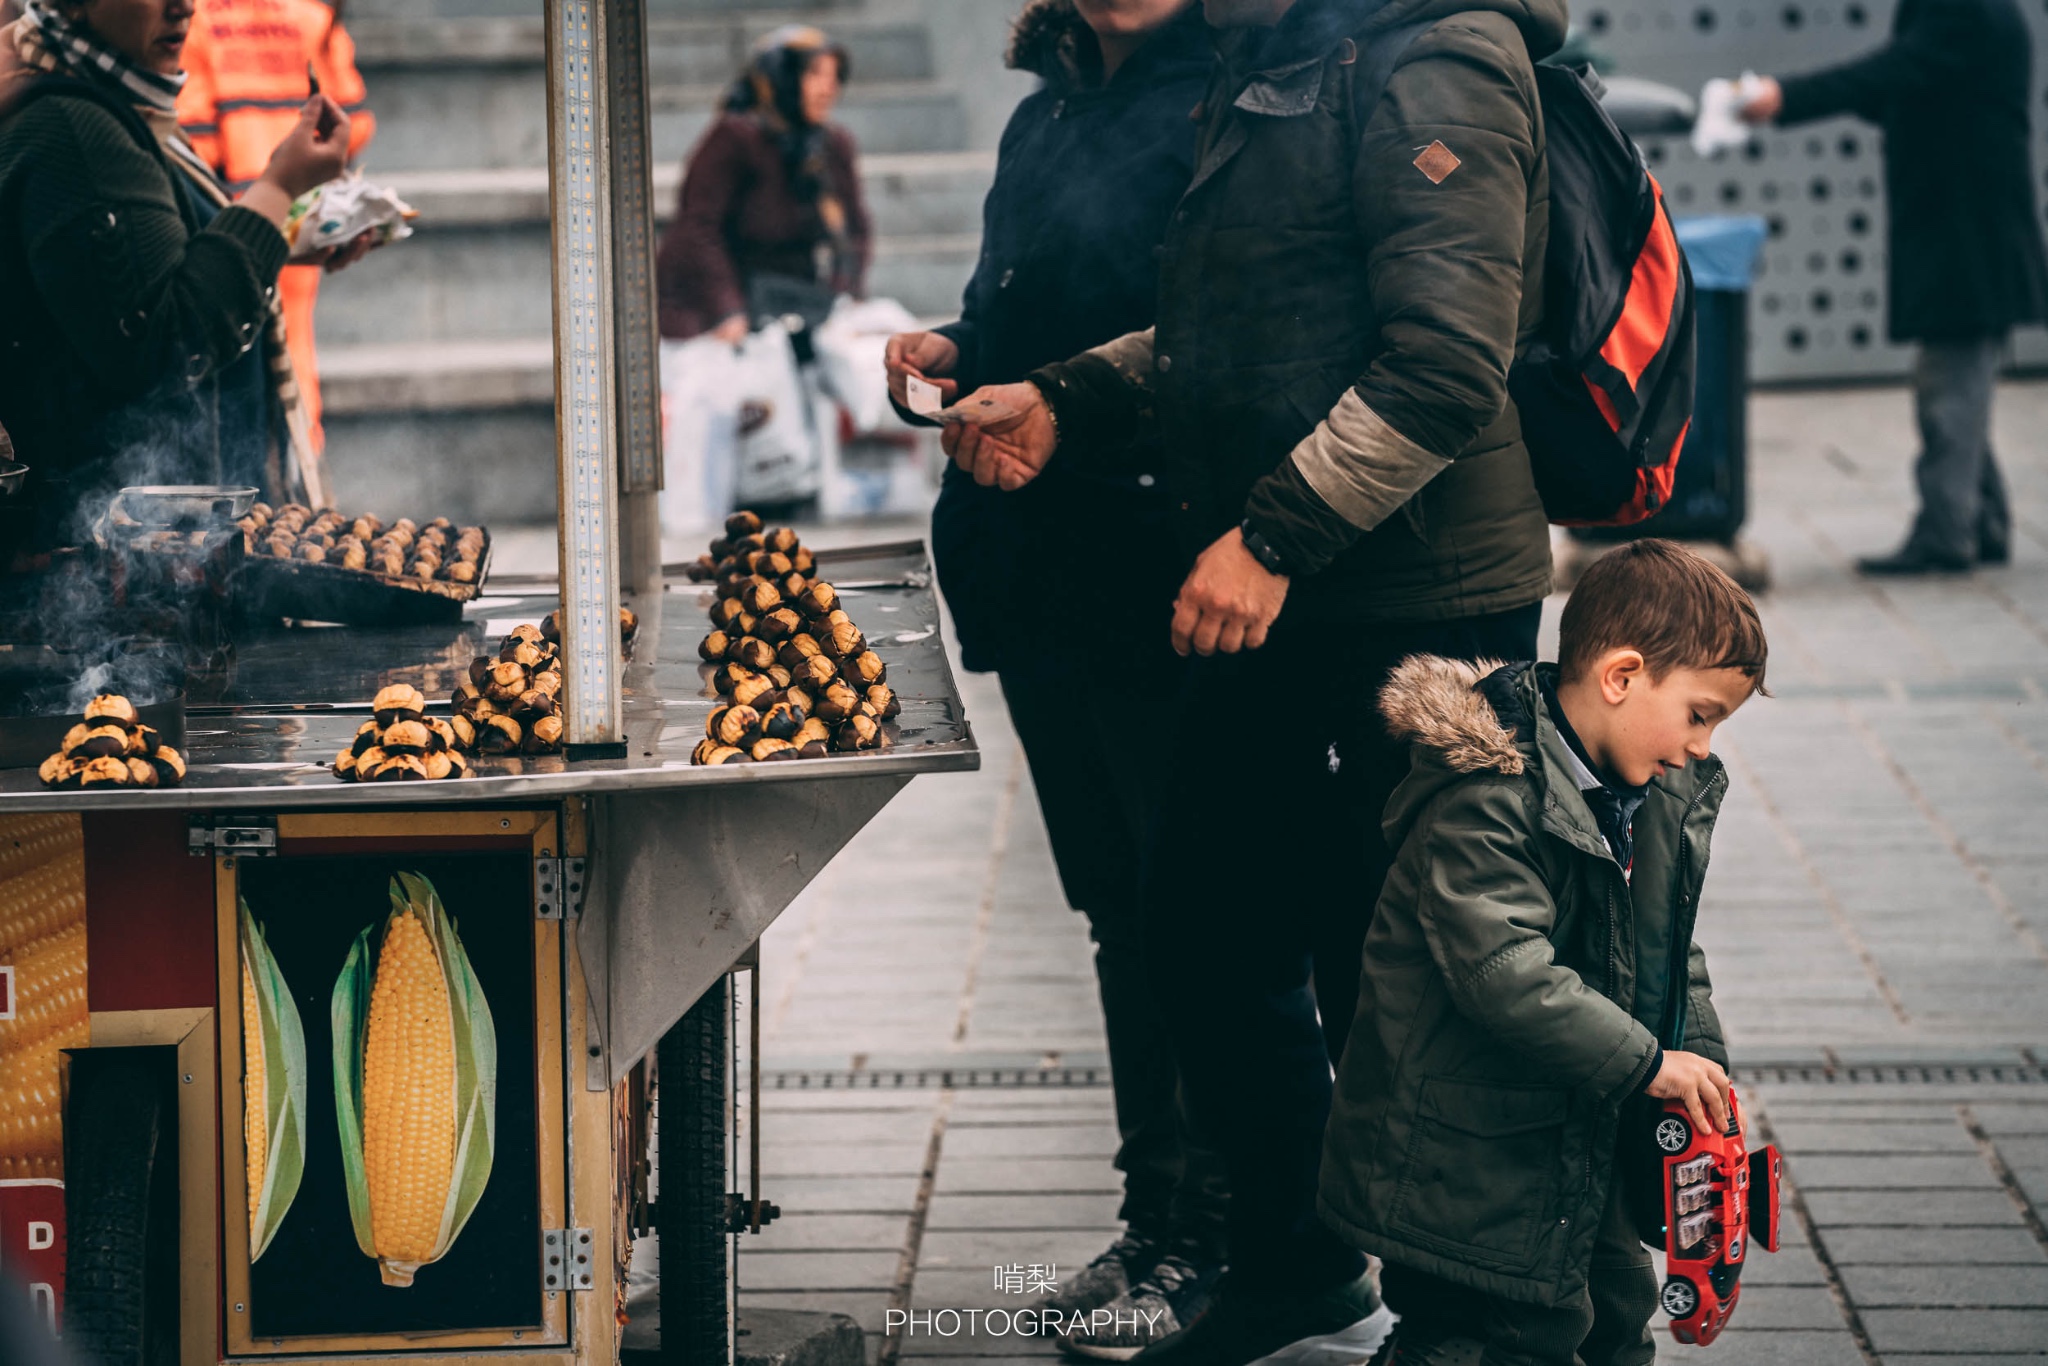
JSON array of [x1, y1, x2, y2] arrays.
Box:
[[178, 0, 376, 452]]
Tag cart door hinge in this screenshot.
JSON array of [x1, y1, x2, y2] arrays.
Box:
[[188, 816, 278, 856], [535, 857, 586, 920], [542, 1228, 595, 1291]]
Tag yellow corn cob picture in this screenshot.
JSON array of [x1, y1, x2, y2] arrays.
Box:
[[240, 899, 308, 1261], [332, 872, 497, 1287], [0, 815, 87, 1182]]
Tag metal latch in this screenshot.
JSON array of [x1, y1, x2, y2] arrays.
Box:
[[188, 816, 278, 856], [535, 857, 587, 921], [542, 1227, 595, 1291]]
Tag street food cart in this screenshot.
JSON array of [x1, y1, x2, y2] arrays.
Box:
[[0, 3, 976, 1363]]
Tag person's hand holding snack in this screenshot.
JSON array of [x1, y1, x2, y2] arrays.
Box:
[[939, 382, 1056, 491], [1645, 1050, 1734, 1136], [885, 330, 960, 407], [241, 95, 351, 229]]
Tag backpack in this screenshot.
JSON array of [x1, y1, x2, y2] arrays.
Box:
[[1344, 23, 1697, 527]]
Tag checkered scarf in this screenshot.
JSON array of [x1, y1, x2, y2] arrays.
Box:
[[9, 1, 326, 506]]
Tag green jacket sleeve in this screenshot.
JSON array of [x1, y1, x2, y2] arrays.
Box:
[[1243, 17, 1539, 575], [13, 96, 287, 402], [1679, 940, 1729, 1071], [1413, 777, 1661, 1098]]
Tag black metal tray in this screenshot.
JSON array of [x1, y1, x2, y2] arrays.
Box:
[[235, 533, 493, 627]]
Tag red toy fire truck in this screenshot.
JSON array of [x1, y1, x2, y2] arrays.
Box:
[[1646, 1086, 1783, 1346]]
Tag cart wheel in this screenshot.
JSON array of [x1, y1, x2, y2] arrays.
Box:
[[62, 1049, 180, 1366], [657, 976, 732, 1366]]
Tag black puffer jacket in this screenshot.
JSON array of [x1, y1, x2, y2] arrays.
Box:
[[925, 1, 1211, 673], [1776, 0, 2048, 343], [1033, 0, 1562, 627]]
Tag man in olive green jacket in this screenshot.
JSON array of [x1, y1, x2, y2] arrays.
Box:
[[1320, 542, 1766, 1364]]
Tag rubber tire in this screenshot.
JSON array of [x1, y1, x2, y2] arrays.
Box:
[[656, 977, 731, 1366], [62, 1049, 180, 1366]]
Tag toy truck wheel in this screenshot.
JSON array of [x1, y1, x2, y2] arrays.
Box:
[[1660, 1275, 1700, 1319], [656, 975, 733, 1366], [62, 1048, 180, 1366], [1655, 1116, 1693, 1154]]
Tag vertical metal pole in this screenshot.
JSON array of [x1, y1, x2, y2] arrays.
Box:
[[605, 0, 665, 596], [546, 0, 627, 756]]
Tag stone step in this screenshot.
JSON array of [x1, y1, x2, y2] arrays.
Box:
[[349, 14, 934, 87], [315, 153, 987, 347], [356, 66, 967, 169]]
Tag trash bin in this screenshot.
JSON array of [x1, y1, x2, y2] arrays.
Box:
[[1576, 215, 1769, 546]]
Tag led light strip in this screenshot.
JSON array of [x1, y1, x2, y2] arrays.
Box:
[[547, 0, 624, 748]]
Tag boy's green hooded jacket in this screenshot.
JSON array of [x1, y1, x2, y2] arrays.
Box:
[[1318, 656, 1729, 1307]]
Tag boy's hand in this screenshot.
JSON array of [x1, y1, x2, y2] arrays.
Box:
[[1646, 1050, 1733, 1136]]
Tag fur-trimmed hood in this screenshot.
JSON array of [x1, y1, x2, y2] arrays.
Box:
[[1378, 654, 1524, 776], [1006, 0, 1209, 83]]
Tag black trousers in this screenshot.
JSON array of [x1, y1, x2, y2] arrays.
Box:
[[1002, 659, 1229, 1258], [1140, 603, 1543, 1291]]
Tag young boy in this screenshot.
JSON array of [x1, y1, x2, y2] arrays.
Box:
[[1317, 539, 1768, 1366]]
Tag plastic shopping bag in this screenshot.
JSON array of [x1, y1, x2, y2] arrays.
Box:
[[730, 326, 818, 507], [658, 335, 741, 538], [812, 295, 921, 435]]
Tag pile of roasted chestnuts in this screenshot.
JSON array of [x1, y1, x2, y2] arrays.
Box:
[[448, 625, 569, 757], [238, 503, 487, 584], [688, 511, 899, 765], [38, 694, 188, 790], [332, 685, 473, 781]]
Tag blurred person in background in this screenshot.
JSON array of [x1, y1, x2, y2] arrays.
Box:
[[658, 24, 869, 346], [883, 1, 1226, 1356], [656, 24, 873, 521], [177, 0, 377, 456], [0, 0, 352, 549], [1740, 0, 2048, 576]]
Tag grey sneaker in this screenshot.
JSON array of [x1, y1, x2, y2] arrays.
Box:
[[1035, 1232, 1163, 1322], [1060, 1253, 1221, 1361], [1126, 1269, 1383, 1366]]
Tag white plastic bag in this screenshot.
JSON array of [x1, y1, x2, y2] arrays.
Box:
[[812, 295, 921, 435], [658, 335, 741, 538], [730, 325, 818, 507], [1243, 1306, 1394, 1366], [1693, 73, 1769, 157]]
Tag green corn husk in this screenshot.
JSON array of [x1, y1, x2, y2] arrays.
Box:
[[240, 899, 307, 1262], [331, 871, 498, 1287]]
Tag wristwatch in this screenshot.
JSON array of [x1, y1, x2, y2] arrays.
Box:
[[1238, 519, 1293, 578]]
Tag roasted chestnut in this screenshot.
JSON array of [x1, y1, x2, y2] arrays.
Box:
[[865, 685, 901, 720], [687, 555, 718, 582], [741, 580, 782, 615], [37, 753, 69, 787], [125, 757, 159, 788], [423, 750, 456, 780], [478, 714, 524, 754], [795, 654, 840, 691], [382, 720, 432, 755], [508, 623, 546, 647], [341, 544, 370, 572], [449, 713, 478, 750], [443, 750, 470, 779], [790, 546, 815, 575], [834, 713, 883, 752], [374, 684, 427, 725], [821, 619, 865, 659], [525, 714, 565, 753], [731, 673, 777, 710], [696, 742, 747, 765], [758, 607, 804, 642], [711, 597, 749, 631], [793, 716, 832, 748], [778, 573, 809, 599], [726, 510, 763, 537], [58, 724, 89, 756], [332, 748, 359, 781], [841, 650, 887, 687], [748, 550, 794, 579], [815, 680, 861, 723], [779, 634, 823, 668], [707, 704, 762, 748], [373, 753, 430, 781], [763, 526, 799, 554], [750, 737, 798, 762], [73, 725, 132, 760], [759, 700, 806, 741], [733, 636, 778, 671], [797, 740, 830, 759], [503, 639, 547, 669], [513, 689, 556, 721], [84, 694, 139, 728], [127, 724, 159, 757], [783, 685, 815, 715], [797, 582, 837, 617], [426, 718, 458, 752], [712, 662, 756, 696], [620, 606, 638, 640], [485, 660, 530, 703], [78, 755, 133, 788], [765, 665, 792, 690], [699, 630, 733, 662]]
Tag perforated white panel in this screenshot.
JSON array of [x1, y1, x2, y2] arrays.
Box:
[[1583, 0, 2048, 379]]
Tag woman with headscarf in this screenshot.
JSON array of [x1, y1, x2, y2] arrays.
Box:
[[0, 0, 350, 553], [657, 24, 872, 347]]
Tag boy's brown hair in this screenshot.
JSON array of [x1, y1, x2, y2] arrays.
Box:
[[1558, 539, 1768, 692]]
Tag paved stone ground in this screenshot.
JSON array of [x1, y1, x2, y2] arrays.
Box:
[[719, 381, 2048, 1366]]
